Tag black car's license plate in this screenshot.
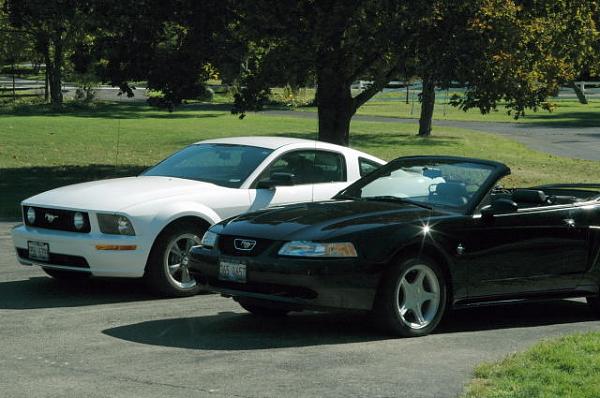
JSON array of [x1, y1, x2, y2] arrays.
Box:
[[218, 259, 247, 283], [28, 241, 49, 262]]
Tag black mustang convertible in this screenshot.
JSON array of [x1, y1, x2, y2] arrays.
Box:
[[189, 156, 600, 337]]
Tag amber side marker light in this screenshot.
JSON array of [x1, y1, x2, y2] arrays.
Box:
[[95, 245, 137, 251]]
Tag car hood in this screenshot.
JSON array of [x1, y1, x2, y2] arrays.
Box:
[[219, 200, 448, 241], [22, 176, 226, 212]]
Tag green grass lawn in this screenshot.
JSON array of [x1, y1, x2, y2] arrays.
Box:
[[355, 98, 600, 126], [292, 88, 600, 126], [463, 332, 600, 398], [1, 101, 599, 218]]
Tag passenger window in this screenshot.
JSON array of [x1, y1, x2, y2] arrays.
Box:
[[259, 150, 346, 185], [359, 158, 380, 177]]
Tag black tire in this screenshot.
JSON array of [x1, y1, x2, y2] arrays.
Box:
[[42, 267, 90, 281], [587, 296, 600, 317], [238, 297, 291, 317], [145, 219, 207, 297], [372, 256, 447, 337]]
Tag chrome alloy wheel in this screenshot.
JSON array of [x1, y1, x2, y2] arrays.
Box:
[[395, 264, 441, 330], [163, 233, 202, 289]]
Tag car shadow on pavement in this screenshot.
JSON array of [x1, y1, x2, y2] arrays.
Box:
[[436, 299, 597, 334], [103, 311, 390, 350], [102, 299, 598, 350], [0, 276, 156, 309]]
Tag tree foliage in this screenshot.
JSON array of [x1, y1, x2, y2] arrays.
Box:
[[4, 0, 92, 105], [82, 0, 236, 109], [454, 0, 599, 118]]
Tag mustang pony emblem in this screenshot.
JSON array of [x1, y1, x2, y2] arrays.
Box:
[[45, 213, 59, 223], [234, 239, 257, 251]]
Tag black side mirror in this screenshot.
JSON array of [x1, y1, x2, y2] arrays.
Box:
[[481, 198, 518, 219], [256, 172, 295, 189]]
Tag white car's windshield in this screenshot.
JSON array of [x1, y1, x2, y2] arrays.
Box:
[[339, 159, 497, 210], [142, 144, 273, 188]]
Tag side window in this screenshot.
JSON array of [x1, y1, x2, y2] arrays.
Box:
[[313, 151, 346, 183], [359, 157, 381, 177], [259, 150, 346, 185]]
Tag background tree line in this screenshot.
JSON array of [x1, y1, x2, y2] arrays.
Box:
[[1, 0, 598, 145]]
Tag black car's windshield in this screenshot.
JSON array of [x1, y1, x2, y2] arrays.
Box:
[[338, 159, 498, 210], [142, 144, 273, 188]]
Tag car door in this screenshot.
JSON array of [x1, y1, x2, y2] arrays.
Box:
[[460, 204, 590, 298], [308, 150, 349, 201]]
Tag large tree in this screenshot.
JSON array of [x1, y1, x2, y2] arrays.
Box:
[[233, 0, 598, 142], [231, 1, 411, 146], [388, 0, 598, 136], [77, 0, 236, 109], [4, 0, 92, 106], [453, 0, 598, 122]]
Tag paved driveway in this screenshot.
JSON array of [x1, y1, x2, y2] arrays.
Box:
[[1, 221, 600, 398], [263, 110, 600, 161]]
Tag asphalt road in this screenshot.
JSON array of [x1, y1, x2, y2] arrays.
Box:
[[264, 110, 600, 161], [2, 222, 600, 397]]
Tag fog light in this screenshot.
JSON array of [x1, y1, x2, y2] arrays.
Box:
[[73, 212, 85, 230], [26, 207, 36, 224]]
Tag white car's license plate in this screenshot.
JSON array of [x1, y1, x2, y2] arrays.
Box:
[[28, 241, 49, 262], [218, 259, 247, 283]]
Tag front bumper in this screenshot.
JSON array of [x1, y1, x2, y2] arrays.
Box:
[[11, 224, 150, 277], [188, 245, 383, 311]]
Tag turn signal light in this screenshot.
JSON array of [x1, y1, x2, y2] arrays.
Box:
[[95, 245, 137, 251]]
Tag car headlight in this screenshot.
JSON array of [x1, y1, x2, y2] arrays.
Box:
[[97, 214, 136, 236], [278, 241, 358, 258], [200, 230, 218, 248]]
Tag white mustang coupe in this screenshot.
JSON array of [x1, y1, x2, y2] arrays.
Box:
[[11, 137, 385, 296]]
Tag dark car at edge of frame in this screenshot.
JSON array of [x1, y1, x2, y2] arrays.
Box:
[[188, 156, 600, 337]]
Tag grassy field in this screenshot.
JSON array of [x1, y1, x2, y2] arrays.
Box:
[[1, 101, 599, 218], [355, 97, 600, 126], [463, 332, 600, 398], [288, 88, 600, 126]]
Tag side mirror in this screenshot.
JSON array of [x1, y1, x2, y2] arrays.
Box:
[[256, 172, 295, 189], [481, 198, 518, 220]]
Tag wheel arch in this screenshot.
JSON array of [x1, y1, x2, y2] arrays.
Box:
[[144, 215, 213, 273]]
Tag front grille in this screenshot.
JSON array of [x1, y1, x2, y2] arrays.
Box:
[[218, 235, 275, 257], [22, 206, 91, 233], [17, 248, 90, 268]]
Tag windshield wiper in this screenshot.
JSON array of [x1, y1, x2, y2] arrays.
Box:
[[363, 196, 433, 210]]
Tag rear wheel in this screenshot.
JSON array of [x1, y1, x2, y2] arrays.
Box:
[[145, 220, 207, 297], [42, 267, 90, 281], [373, 256, 447, 337], [238, 298, 291, 317]]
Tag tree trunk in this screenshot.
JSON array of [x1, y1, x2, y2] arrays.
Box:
[[316, 69, 354, 146], [418, 76, 436, 137], [12, 64, 16, 103], [47, 34, 64, 106], [569, 81, 588, 105], [44, 66, 49, 102]]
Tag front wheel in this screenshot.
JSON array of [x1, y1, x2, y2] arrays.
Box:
[[145, 220, 206, 297], [373, 256, 447, 337]]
